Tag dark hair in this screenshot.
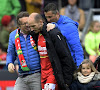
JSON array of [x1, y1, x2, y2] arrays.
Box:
[[44, 3, 58, 14], [16, 11, 29, 26]]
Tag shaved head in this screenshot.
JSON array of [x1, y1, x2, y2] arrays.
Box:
[[29, 13, 38, 19], [29, 13, 43, 23], [28, 13, 43, 33]]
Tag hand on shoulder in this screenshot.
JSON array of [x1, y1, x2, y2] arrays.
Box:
[[47, 23, 55, 32]]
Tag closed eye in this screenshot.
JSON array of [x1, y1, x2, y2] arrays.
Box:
[[30, 25, 35, 28]]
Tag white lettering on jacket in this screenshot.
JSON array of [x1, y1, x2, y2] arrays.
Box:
[[38, 46, 47, 55]]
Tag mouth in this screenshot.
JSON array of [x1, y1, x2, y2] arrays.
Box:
[[83, 73, 88, 75]]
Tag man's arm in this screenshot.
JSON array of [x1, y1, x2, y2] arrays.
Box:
[[47, 22, 84, 67], [46, 23, 56, 31], [61, 23, 84, 66], [6, 33, 16, 73]]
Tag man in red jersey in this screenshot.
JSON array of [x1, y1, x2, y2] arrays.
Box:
[[28, 13, 76, 90]]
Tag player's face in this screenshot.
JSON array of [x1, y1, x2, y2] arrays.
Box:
[[28, 17, 42, 33]]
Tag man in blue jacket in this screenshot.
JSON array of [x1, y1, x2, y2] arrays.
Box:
[[6, 11, 41, 90], [44, 3, 84, 67]]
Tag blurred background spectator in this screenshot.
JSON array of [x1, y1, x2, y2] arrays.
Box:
[[79, 0, 100, 11], [60, 0, 85, 37], [0, 43, 7, 69], [85, 21, 100, 63], [79, 0, 94, 11], [0, 15, 15, 52], [43, 0, 58, 7], [0, 0, 21, 30], [25, 0, 43, 14], [19, 0, 26, 12]]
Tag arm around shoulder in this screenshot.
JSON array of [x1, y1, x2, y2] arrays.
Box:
[[46, 23, 56, 32], [63, 23, 84, 66]]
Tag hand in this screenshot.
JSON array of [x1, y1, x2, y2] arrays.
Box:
[[8, 63, 15, 73], [15, 64, 19, 74], [47, 23, 55, 32], [66, 84, 69, 87], [66, 84, 70, 90]]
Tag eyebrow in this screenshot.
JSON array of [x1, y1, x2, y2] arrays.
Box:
[[21, 22, 28, 25], [47, 16, 52, 18]]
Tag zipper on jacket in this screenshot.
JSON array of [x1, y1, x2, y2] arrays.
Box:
[[25, 35, 30, 69]]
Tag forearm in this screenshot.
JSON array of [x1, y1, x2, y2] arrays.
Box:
[[6, 34, 16, 66]]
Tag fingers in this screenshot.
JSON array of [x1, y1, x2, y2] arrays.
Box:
[[47, 23, 55, 32], [66, 84, 69, 87], [15, 65, 19, 74], [8, 63, 15, 73]]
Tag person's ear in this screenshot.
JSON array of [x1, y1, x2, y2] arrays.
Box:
[[39, 20, 43, 26]]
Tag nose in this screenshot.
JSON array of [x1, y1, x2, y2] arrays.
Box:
[[30, 27, 34, 31], [84, 69, 87, 72], [25, 23, 29, 28], [26, 23, 28, 26]]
